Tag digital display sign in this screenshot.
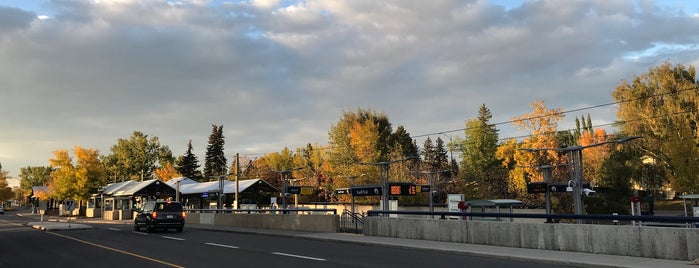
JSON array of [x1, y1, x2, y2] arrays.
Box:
[[388, 183, 416, 196]]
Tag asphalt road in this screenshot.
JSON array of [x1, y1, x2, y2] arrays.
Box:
[[0, 213, 574, 268]]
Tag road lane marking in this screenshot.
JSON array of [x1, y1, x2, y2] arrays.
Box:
[[205, 242, 239, 249], [162, 236, 185, 241], [108, 228, 121, 231], [46, 231, 185, 268], [272, 252, 327, 261], [131, 231, 148, 235]]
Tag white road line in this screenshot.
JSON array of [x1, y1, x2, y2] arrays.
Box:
[[272, 252, 327, 262], [204, 242, 239, 249], [162, 236, 185, 241], [131, 231, 149, 235], [108, 228, 121, 231]]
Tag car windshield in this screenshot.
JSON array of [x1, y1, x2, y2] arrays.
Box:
[[157, 203, 183, 212]]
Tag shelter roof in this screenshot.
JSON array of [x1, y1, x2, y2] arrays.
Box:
[[466, 199, 524, 207]]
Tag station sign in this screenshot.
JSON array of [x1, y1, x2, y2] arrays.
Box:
[[351, 185, 383, 196], [416, 185, 431, 193], [528, 182, 592, 193], [286, 186, 314, 195], [334, 188, 350, 195]]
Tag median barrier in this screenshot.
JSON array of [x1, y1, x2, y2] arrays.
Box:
[[363, 217, 699, 261]]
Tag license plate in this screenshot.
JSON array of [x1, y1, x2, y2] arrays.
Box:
[[167, 215, 174, 219]]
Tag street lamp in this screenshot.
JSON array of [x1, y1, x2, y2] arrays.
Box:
[[520, 136, 641, 223], [356, 157, 419, 213]]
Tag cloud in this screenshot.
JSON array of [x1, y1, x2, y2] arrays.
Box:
[[1, 0, 698, 177]]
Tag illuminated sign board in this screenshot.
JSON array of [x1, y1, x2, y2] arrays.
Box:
[[388, 183, 416, 196]]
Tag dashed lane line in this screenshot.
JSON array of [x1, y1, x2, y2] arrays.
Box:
[[272, 252, 327, 262], [46, 231, 185, 268], [162, 236, 186, 241], [205, 242, 239, 249]]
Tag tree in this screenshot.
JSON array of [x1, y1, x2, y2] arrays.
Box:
[[204, 124, 227, 181], [612, 62, 699, 193], [73, 146, 106, 201], [19, 166, 52, 197], [48, 146, 106, 202], [0, 166, 13, 204], [175, 140, 202, 181], [458, 104, 506, 199], [105, 131, 173, 181], [497, 100, 564, 199], [48, 149, 76, 201], [155, 162, 181, 181], [327, 108, 395, 185]]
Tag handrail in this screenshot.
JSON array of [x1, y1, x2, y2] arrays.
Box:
[[343, 209, 364, 224], [186, 208, 337, 215], [366, 210, 699, 224]]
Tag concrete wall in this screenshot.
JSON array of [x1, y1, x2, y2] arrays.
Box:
[[363, 217, 699, 261], [185, 213, 338, 233]]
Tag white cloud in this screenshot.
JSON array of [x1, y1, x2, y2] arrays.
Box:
[[1, 0, 699, 178]]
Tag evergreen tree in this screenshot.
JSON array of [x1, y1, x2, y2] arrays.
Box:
[[204, 124, 227, 181], [422, 137, 435, 168], [460, 104, 506, 199], [176, 140, 202, 181]]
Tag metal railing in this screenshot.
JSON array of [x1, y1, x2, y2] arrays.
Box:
[[366, 210, 699, 227], [186, 208, 337, 215], [339, 209, 364, 233]]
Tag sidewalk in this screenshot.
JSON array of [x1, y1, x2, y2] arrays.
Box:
[[17, 212, 698, 268]]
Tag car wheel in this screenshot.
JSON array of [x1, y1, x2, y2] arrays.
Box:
[[134, 222, 140, 232], [145, 224, 153, 233], [176, 227, 183, 233]]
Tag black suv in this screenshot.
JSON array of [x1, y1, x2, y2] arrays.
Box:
[[134, 201, 185, 232]]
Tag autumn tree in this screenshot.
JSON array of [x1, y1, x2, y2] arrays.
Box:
[[105, 131, 173, 181], [498, 100, 566, 199], [327, 108, 395, 186], [612, 62, 699, 193], [155, 162, 181, 182], [48, 147, 106, 204], [0, 165, 13, 203], [204, 124, 227, 181]]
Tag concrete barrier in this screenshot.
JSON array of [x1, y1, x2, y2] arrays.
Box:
[[363, 217, 699, 261], [185, 213, 338, 233]]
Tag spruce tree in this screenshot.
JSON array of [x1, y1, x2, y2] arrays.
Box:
[[176, 140, 202, 181], [204, 124, 227, 181]]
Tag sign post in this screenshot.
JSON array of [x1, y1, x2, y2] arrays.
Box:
[[64, 199, 76, 227]]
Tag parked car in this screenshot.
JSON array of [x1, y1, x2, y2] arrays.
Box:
[[0, 206, 4, 214], [134, 201, 185, 232]]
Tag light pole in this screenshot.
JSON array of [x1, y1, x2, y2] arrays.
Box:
[[412, 170, 448, 219], [271, 167, 303, 210], [341, 174, 365, 217], [357, 157, 418, 213], [521, 136, 640, 223]]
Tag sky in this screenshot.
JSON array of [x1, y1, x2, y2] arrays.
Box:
[[1, 0, 699, 188]]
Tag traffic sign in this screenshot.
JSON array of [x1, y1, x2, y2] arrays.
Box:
[[64, 199, 76, 212]]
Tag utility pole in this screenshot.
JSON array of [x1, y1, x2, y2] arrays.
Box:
[[357, 157, 418, 213], [520, 136, 640, 224], [234, 153, 240, 209]]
